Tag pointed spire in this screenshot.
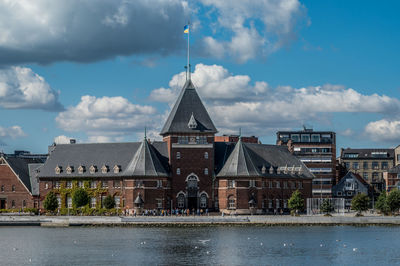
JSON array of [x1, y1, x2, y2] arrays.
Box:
[[124, 138, 168, 177], [217, 139, 260, 177]]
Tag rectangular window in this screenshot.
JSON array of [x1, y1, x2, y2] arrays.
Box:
[[301, 134, 310, 142], [268, 181, 272, 188], [363, 162, 369, 169], [298, 182, 303, 189], [55, 181, 60, 189], [102, 181, 108, 188], [113, 180, 121, 188], [279, 134, 289, 142], [276, 199, 280, 208], [228, 180, 236, 188], [66, 181, 72, 188], [57, 196, 61, 208], [90, 181, 97, 188], [204, 168, 209, 175], [157, 180, 163, 188], [372, 162, 379, 170], [228, 198, 235, 209], [114, 196, 120, 208], [136, 180, 143, 188], [176, 152, 180, 159], [249, 180, 256, 187], [291, 134, 300, 142], [321, 134, 332, 143], [311, 134, 320, 142], [177, 168, 181, 175], [268, 200, 273, 209], [275, 181, 280, 188], [78, 181, 83, 188], [67, 196, 72, 208], [353, 162, 359, 169], [156, 199, 162, 209], [283, 200, 288, 209], [90, 197, 96, 208], [283, 181, 288, 189], [337, 191, 342, 196], [381, 162, 388, 170], [363, 172, 369, 179]]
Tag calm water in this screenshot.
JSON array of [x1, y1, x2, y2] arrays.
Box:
[[0, 226, 399, 265]]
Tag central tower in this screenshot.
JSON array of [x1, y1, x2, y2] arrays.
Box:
[[160, 79, 217, 210]]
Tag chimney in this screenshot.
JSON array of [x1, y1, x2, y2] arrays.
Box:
[[287, 139, 294, 153]]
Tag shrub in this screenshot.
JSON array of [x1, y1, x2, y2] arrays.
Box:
[[387, 189, 400, 214], [288, 190, 304, 214], [72, 188, 89, 208], [375, 192, 390, 215], [103, 195, 115, 209], [351, 193, 370, 214], [43, 191, 59, 213]]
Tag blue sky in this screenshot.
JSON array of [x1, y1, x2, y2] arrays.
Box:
[[0, 0, 399, 154]]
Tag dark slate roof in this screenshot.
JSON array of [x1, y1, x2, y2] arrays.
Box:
[[216, 142, 313, 179], [28, 164, 43, 196], [160, 79, 217, 135], [217, 139, 260, 177], [334, 171, 370, 189], [38, 142, 169, 178], [124, 139, 169, 177], [341, 148, 394, 159], [6, 157, 44, 193]]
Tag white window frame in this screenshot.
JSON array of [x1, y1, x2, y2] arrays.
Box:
[[90, 197, 96, 208]]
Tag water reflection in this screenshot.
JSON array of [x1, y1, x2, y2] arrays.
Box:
[[0, 226, 400, 265]]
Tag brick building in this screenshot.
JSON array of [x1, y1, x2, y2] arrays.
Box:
[[276, 129, 336, 198], [340, 148, 394, 191], [37, 79, 312, 214], [383, 165, 400, 192], [0, 154, 43, 209]]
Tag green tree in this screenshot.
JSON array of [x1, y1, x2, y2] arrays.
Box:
[[43, 191, 58, 213], [387, 189, 400, 214], [375, 192, 390, 215], [320, 199, 334, 215], [103, 195, 115, 209], [351, 193, 370, 214], [288, 190, 304, 214], [72, 188, 89, 208]]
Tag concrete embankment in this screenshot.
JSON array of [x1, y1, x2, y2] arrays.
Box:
[[2, 215, 400, 227]]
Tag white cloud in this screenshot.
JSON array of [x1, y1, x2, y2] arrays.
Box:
[[0, 0, 189, 65], [151, 63, 400, 137], [0, 66, 63, 110], [0, 125, 26, 139], [199, 0, 306, 62], [54, 135, 75, 145], [56, 95, 159, 141], [364, 120, 400, 142]]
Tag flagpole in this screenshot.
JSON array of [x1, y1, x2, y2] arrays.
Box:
[[187, 23, 190, 80]]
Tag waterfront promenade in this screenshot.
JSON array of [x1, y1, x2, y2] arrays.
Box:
[[2, 214, 400, 226]]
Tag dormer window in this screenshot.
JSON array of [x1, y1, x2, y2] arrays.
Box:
[[55, 166, 62, 174], [78, 165, 85, 174], [269, 166, 274, 174], [89, 165, 97, 174], [113, 165, 120, 174], [66, 166, 73, 174], [101, 165, 108, 174], [261, 165, 266, 174], [188, 113, 197, 129]]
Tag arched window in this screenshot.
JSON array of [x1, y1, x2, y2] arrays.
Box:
[[177, 194, 185, 208], [200, 194, 207, 208], [1, 185, 4, 192], [204, 152, 208, 159], [228, 196, 235, 209]]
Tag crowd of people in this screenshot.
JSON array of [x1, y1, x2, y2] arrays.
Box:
[[124, 208, 209, 216]]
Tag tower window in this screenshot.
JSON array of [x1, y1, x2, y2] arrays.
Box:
[[176, 152, 181, 159], [204, 152, 208, 159], [177, 168, 181, 175], [204, 168, 208, 175]]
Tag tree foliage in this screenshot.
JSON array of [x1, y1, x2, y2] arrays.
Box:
[[288, 190, 304, 213], [375, 192, 390, 215], [72, 188, 89, 208], [320, 199, 334, 214], [103, 195, 115, 209], [43, 191, 58, 212], [351, 193, 370, 213], [387, 189, 400, 213]]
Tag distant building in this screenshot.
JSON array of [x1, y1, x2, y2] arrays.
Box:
[[332, 171, 372, 209], [0, 154, 43, 209], [383, 165, 400, 192], [395, 145, 400, 166], [214, 135, 259, 143], [340, 148, 394, 191], [276, 129, 336, 198]]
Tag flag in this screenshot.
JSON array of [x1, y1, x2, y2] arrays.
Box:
[[184, 25, 189, 34]]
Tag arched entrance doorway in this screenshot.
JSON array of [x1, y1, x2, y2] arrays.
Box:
[[186, 174, 199, 210]]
